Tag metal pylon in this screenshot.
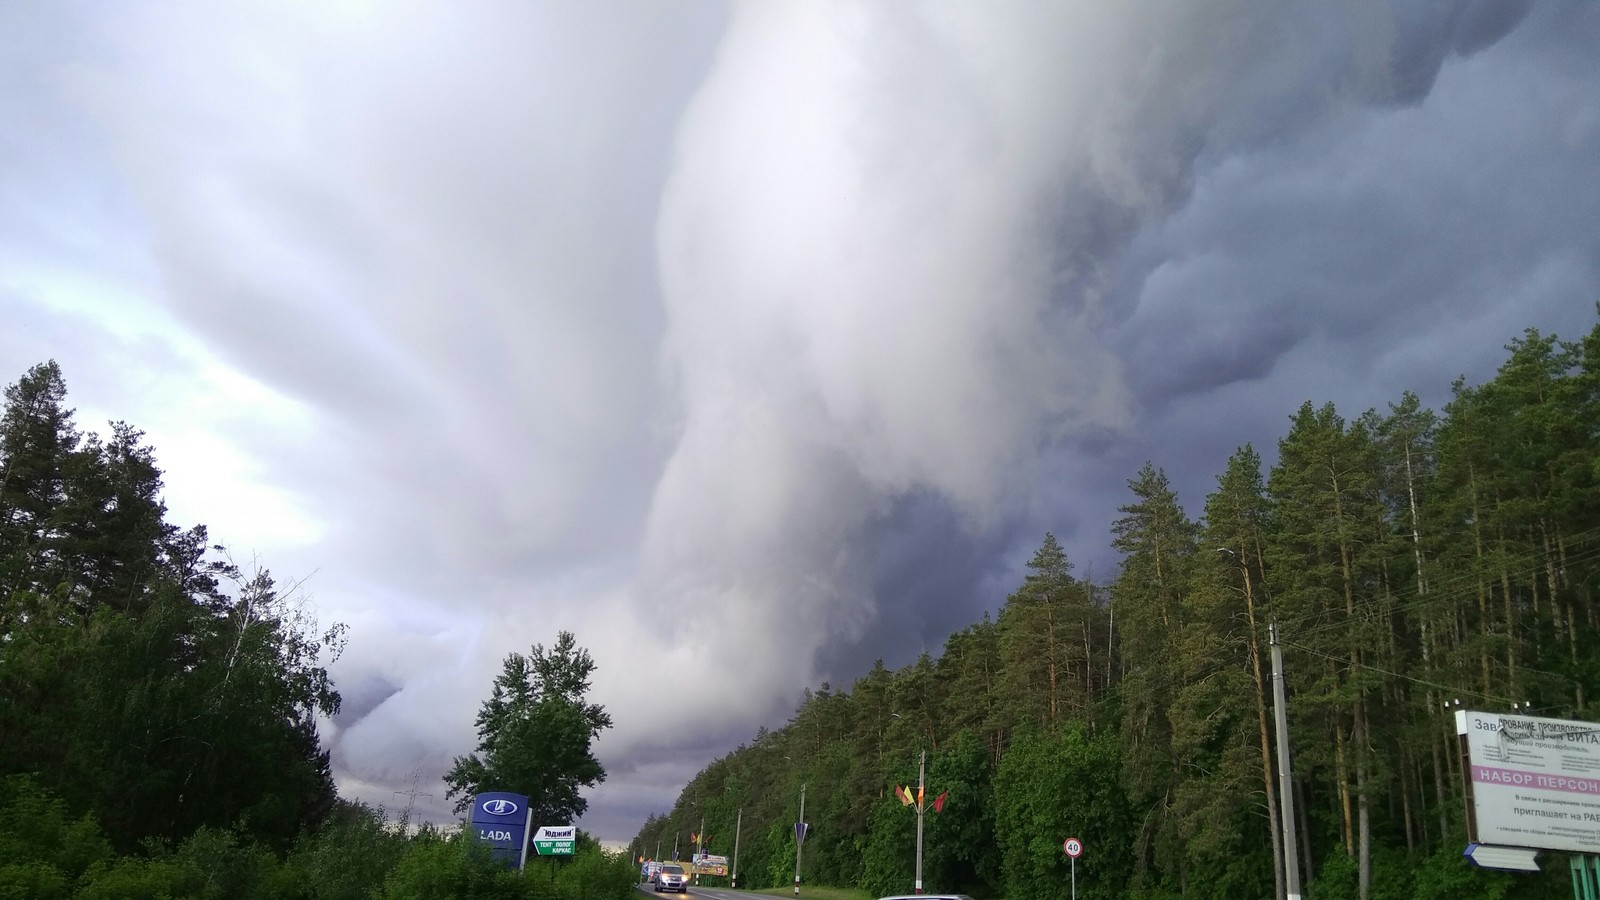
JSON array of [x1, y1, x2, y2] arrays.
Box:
[[392, 770, 433, 824]]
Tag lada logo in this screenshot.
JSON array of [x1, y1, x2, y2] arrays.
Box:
[[483, 799, 519, 816]]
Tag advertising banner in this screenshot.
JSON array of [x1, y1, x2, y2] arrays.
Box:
[[1458, 709, 1600, 853], [692, 854, 730, 876], [532, 824, 576, 856], [470, 792, 531, 867]]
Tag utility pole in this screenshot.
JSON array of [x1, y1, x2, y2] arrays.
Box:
[[915, 749, 926, 895], [794, 782, 807, 896], [732, 808, 742, 888], [1270, 624, 1303, 900]]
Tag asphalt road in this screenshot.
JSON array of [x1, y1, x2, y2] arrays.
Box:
[[634, 882, 751, 900]]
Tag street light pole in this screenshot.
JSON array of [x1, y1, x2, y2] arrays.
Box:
[[794, 781, 807, 896], [732, 807, 742, 888], [695, 815, 705, 885], [1271, 624, 1303, 900], [915, 748, 926, 894]]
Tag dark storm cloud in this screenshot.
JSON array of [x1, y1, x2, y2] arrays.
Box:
[[802, 0, 1599, 678], [1115, 0, 1599, 428], [4, 0, 1598, 845], [815, 491, 1025, 679]]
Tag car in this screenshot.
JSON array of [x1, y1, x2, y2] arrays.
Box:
[[654, 864, 688, 893]]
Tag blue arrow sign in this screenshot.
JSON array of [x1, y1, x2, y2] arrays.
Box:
[[1463, 843, 1540, 872]]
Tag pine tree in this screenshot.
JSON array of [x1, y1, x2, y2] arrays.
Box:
[[0, 361, 79, 602], [1201, 445, 1285, 900], [1268, 402, 1390, 900], [997, 534, 1093, 732], [935, 616, 1004, 763], [1109, 462, 1197, 890]]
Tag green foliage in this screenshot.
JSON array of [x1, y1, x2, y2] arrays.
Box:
[[0, 363, 341, 857], [546, 841, 640, 900], [379, 832, 530, 900], [0, 860, 71, 900], [74, 856, 199, 899], [280, 800, 413, 900], [993, 723, 1133, 900], [1401, 847, 1515, 900], [922, 731, 999, 895], [998, 534, 1100, 734], [6, 313, 1599, 898], [0, 774, 113, 887], [445, 631, 613, 824], [857, 792, 917, 897], [378, 834, 635, 900], [635, 310, 1600, 900]]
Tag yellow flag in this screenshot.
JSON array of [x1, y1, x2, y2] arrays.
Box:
[[898, 785, 913, 806]]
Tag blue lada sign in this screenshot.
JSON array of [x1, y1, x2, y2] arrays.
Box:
[[471, 792, 531, 868]]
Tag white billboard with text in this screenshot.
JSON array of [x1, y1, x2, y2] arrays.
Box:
[[1458, 709, 1600, 853]]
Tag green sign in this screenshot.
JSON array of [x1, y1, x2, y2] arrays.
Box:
[[533, 825, 575, 856]]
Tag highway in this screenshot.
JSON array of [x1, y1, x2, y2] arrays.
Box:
[[634, 882, 751, 900]]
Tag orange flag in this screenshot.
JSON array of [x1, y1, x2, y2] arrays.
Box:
[[918, 784, 925, 806]]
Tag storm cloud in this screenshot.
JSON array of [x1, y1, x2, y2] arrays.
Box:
[[2, 0, 1596, 841]]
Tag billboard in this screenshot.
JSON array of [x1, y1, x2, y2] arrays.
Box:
[[1458, 709, 1600, 853], [692, 854, 730, 876], [532, 824, 576, 856], [470, 792, 532, 868]]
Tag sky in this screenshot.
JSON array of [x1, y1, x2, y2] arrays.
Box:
[[3, 0, 1598, 844]]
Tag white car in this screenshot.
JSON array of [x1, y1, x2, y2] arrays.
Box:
[[655, 864, 688, 893]]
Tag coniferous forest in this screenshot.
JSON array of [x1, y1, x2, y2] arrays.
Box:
[[0, 362, 633, 897], [632, 313, 1600, 900]]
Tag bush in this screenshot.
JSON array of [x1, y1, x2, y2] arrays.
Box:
[[379, 832, 530, 900], [0, 860, 70, 900], [280, 801, 412, 900]]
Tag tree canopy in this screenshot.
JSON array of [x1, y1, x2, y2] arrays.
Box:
[[444, 631, 614, 824], [0, 362, 641, 898], [633, 312, 1600, 900]]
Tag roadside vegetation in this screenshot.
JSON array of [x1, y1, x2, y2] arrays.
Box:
[[634, 312, 1600, 900], [0, 360, 633, 896]]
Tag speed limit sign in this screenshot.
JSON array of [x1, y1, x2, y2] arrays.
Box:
[[1063, 837, 1083, 858]]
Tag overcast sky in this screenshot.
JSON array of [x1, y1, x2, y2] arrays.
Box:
[[3, 0, 1597, 844]]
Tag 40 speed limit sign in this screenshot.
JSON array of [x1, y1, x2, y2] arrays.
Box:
[[1063, 837, 1083, 900]]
